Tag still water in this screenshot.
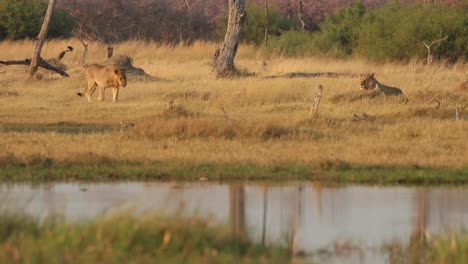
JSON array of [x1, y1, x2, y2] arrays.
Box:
[[1, 182, 467, 263]]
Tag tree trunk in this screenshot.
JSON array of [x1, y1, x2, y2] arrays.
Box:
[[213, 0, 246, 78], [30, 0, 56, 79], [264, 0, 270, 47], [298, 0, 306, 31]]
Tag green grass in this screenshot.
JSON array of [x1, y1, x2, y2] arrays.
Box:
[[0, 122, 119, 134], [0, 214, 288, 264], [0, 155, 466, 184], [385, 233, 468, 264], [0, 214, 466, 264]]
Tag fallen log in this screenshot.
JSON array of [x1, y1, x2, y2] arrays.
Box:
[[263, 72, 359, 79], [0, 57, 69, 77]]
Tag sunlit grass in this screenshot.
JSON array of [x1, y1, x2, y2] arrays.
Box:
[[385, 232, 468, 264], [0, 213, 466, 264], [0, 214, 288, 264], [0, 40, 466, 180]]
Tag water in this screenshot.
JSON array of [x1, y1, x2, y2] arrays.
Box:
[[1, 182, 467, 263]]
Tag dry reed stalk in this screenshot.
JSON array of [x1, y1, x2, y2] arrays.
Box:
[[309, 84, 323, 117]]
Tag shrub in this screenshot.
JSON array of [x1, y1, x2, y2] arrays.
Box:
[[263, 2, 467, 62], [264, 2, 367, 58], [218, 3, 294, 45], [263, 30, 315, 57], [0, 0, 74, 40], [356, 3, 468, 62], [311, 1, 366, 57]]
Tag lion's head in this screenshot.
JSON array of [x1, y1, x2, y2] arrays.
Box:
[[359, 73, 377, 90], [108, 66, 127, 88]]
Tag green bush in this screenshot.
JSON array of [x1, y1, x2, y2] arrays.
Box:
[[263, 2, 367, 58], [311, 1, 366, 57], [356, 3, 467, 62], [218, 3, 294, 45], [0, 0, 74, 40], [264, 2, 467, 62], [262, 30, 315, 57]]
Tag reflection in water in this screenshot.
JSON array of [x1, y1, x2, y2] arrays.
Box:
[[261, 186, 268, 246], [410, 189, 429, 247], [1, 183, 468, 263], [229, 185, 246, 235]]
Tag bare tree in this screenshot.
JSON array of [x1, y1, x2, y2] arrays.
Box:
[[30, 0, 57, 79], [298, 0, 306, 31], [264, 0, 270, 46], [423, 36, 448, 65], [213, 0, 247, 77]]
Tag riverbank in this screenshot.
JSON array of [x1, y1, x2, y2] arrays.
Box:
[[0, 213, 466, 264], [1, 156, 466, 184]]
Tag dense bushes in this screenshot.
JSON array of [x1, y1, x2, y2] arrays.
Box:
[[217, 3, 294, 45], [0, 0, 465, 62], [0, 0, 74, 40], [267, 2, 467, 62], [356, 3, 467, 62]]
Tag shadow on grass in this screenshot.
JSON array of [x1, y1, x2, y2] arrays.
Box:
[[0, 122, 120, 134]]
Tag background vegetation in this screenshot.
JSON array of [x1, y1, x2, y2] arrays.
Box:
[[0, 0, 74, 40], [266, 2, 467, 62], [1, 0, 466, 62]]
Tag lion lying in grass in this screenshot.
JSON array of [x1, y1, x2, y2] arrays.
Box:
[[77, 64, 127, 103], [359, 73, 403, 96]]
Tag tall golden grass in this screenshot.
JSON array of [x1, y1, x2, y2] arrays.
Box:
[[0, 40, 466, 168]]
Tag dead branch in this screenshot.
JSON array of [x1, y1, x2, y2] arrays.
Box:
[[0, 57, 69, 77], [455, 104, 467, 121], [182, 0, 191, 10], [57, 46, 74, 61], [423, 36, 448, 48], [167, 100, 175, 109], [423, 36, 448, 65], [79, 36, 89, 66], [107, 46, 114, 59], [221, 107, 234, 127], [352, 113, 376, 122], [455, 106, 461, 121], [310, 84, 323, 117]]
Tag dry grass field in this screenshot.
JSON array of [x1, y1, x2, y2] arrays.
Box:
[[0, 40, 466, 179]]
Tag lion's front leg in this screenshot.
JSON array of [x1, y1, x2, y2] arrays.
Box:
[[86, 81, 97, 103], [97, 86, 105, 101], [112, 87, 120, 103]]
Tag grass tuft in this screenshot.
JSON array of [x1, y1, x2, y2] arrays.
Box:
[[0, 214, 288, 264]]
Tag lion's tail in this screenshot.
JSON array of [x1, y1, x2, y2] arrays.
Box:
[[77, 92, 84, 97]]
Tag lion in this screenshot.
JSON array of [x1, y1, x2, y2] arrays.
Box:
[[359, 73, 403, 96], [77, 64, 127, 103]]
